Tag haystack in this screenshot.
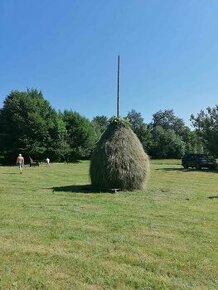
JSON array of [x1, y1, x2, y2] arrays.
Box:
[[90, 118, 149, 191]]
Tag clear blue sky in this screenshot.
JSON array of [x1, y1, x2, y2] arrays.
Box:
[[1, 0, 218, 126]]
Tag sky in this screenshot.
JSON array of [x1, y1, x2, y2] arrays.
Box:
[[0, 0, 218, 126]]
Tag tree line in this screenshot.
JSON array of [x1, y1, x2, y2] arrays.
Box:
[[0, 89, 217, 164]]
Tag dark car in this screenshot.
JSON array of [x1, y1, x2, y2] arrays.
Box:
[[182, 153, 217, 169]]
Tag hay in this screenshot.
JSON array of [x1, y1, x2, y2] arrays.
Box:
[[90, 119, 150, 191]]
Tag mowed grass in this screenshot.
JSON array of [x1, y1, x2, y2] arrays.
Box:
[[0, 160, 217, 290]]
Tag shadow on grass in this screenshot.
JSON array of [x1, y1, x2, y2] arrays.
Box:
[[155, 168, 184, 172], [52, 184, 112, 194], [208, 196, 218, 199], [1, 172, 17, 175], [156, 167, 218, 173]]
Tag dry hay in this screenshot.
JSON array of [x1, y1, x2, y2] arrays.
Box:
[[90, 119, 150, 191]]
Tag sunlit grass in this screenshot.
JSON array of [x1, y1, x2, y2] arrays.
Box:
[[0, 161, 217, 289]]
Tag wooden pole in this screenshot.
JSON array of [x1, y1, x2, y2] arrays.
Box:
[[117, 55, 120, 118]]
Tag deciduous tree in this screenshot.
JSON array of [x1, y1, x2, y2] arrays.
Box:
[[191, 106, 218, 156], [0, 89, 68, 163], [62, 110, 97, 161], [92, 115, 108, 138], [127, 110, 152, 152]]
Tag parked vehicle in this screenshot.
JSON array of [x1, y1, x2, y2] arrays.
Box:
[[181, 153, 217, 169]]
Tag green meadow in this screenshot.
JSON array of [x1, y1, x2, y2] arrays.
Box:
[[0, 160, 217, 290]]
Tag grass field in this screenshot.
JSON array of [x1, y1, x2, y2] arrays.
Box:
[[0, 160, 217, 290]]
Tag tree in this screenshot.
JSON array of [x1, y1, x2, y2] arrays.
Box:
[[92, 115, 108, 139], [149, 109, 202, 158], [45, 113, 70, 161], [127, 110, 152, 152], [181, 128, 203, 154], [62, 110, 97, 161], [0, 89, 69, 163], [191, 106, 218, 156], [149, 126, 185, 158], [152, 109, 186, 134]]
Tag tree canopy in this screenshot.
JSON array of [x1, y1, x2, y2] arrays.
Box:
[[127, 110, 152, 152], [0, 89, 216, 163], [126, 109, 203, 159], [0, 89, 65, 163], [191, 106, 218, 156], [62, 110, 97, 161], [91, 115, 108, 139]]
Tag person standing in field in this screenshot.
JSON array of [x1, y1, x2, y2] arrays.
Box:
[[45, 157, 50, 165], [16, 154, 24, 174]]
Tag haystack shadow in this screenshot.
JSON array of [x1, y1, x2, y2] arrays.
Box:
[[52, 184, 112, 194]]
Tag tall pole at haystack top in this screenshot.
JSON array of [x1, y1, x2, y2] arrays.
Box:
[[117, 55, 120, 118]]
